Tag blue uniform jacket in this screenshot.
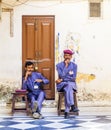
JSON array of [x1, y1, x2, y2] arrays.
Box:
[[22, 72, 49, 99], [56, 61, 77, 91]]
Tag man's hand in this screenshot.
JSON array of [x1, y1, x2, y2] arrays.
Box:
[[55, 79, 63, 84], [64, 59, 70, 67], [24, 71, 32, 81], [35, 79, 43, 83]]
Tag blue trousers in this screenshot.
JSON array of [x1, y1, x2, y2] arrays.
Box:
[[63, 84, 75, 112], [30, 91, 45, 112]]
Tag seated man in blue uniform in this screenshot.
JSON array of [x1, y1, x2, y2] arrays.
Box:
[[56, 49, 79, 118], [22, 61, 49, 119]]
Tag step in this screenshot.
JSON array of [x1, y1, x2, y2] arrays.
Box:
[[1, 100, 111, 116]]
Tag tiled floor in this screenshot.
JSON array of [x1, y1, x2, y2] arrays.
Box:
[[0, 104, 111, 130], [0, 115, 111, 130]]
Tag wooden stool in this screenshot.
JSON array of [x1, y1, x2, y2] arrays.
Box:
[[12, 91, 29, 115], [57, 91, 79, 116]]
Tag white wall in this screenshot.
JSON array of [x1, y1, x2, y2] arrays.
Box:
[[0, 0, 111, 104]]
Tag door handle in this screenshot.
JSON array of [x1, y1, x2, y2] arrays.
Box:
[[38, 52, 41, 56], [36, 51, 41, 59], [36, 51, 39, 59]]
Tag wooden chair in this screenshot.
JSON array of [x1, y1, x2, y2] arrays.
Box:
[[57, 91, 79, 116], [11, 90, 29, 115]]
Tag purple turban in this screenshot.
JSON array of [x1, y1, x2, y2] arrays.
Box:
[[63, 49, 74, 55]]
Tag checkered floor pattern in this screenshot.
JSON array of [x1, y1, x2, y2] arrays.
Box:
[[0, 115, 111, 130]]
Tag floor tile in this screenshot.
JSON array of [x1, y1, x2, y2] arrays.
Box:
[[0, 115, 111, 130]]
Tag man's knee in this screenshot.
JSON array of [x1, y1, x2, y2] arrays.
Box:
[[64, 85, 73, 91], [39, 91, 45, 98]]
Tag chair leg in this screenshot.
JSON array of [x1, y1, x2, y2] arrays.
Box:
[[74, 92, 77, 108], [24, 95, 29, 115], [74, 92, 79, 115], [58, 94, 61, 116], [12, 95, 15, 114]]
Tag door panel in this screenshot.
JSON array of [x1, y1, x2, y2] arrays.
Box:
[[22, 15, 55, 99], [26, 23, 35, 59]]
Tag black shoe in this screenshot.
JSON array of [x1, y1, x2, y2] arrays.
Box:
[[64, 112, 69, 119], [73, 107, 79, 112], [71, 105, 79, 112]]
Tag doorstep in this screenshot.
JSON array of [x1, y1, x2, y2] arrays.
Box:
[[0, 100, 111, 116]]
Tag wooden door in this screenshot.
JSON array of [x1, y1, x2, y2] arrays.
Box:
[[22, 15, 55, 99]]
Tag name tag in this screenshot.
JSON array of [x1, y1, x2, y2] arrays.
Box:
[[34, 85, 39, 89], [69, 70, 74, 75]]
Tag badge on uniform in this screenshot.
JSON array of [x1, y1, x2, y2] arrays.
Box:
[[69, 70, 74, 75], [34, 84, 39, 89]]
